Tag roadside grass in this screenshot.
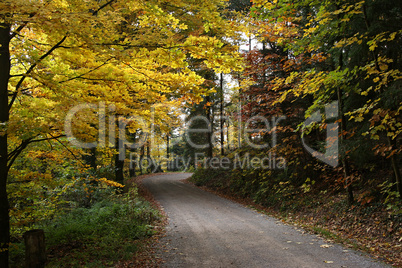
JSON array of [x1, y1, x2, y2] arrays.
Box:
[[9, 190, 162, 268]]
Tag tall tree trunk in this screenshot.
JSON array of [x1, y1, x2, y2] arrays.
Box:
[[262, 41, 266, 86], [166, 134, 170, 159], [337, 89, 354, 204], [139, 145, 144, 175], [388, 137, 402, 199], [129, 154, 136, 178], [238, 72, 242, 149], [205, 96, 213, 159], [84, 147, 97, 170], [129, 134, 136, 178], [146, 141, 152, 173], [226, 119, 230, 152], [115, 136, 124, 183], [166, 134, 171, 171], [114, 154, 124, 183], [0, 22, 11, 268], [337, 48, 354, 205], [128, 131, 138, 178], [220, 73, 224, 156]]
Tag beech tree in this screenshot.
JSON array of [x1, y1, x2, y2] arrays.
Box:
[[0, 0, 243, 265]]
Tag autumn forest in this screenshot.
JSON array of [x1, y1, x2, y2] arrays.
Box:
[[0, 0, 401, 267]]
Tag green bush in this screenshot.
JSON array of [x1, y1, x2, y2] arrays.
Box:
[[10, 190, 161, 267], [44, 195, 160, 244]]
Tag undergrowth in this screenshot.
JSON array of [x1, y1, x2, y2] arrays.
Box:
[[9, 189, 161, 268]]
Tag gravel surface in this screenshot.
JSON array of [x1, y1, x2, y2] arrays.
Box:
[[143, 173, 389, 268]]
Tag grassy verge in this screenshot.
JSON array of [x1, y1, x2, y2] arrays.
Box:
[[10, 186, 163, 267]]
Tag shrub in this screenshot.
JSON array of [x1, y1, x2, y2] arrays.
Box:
[[10, 190, 161, 267]]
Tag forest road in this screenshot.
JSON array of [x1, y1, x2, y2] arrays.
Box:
[[142, 173, 389, 268]]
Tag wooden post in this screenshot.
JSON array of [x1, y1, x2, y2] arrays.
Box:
[[24, 229, 46, 268]]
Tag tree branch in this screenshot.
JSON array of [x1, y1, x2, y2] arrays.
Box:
[[50, 134, 84, 164], [8, 35, 68, 111], [92, 0, 118, 16], [7, 135, 65, 171], [10, 11, 36, 40], [59, 57, 114, 83]]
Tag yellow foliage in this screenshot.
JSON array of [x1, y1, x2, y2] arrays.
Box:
[[97, 178, 125, 188]]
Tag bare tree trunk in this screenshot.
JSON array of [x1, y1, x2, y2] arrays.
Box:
[[0, 22, 11, 268], [388, 137, 402, 199], [115, 136, 124, 183], [337, 49, 354, 205], [220, 73, 224, 156], [129, 156, 136, 178], [205, 96, 213, 159], [129, 134, 136, 178], [84, 147, 97, 170], [147, 141, 152, 173], [226, 120, 230, 152], [140, 145, 144, 175], [238, 73, 242, 149], [166, 134, 170, 159]]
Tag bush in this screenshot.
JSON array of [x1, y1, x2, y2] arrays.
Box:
[[45, 198, 158, 245], [10, 190, 161, 267]]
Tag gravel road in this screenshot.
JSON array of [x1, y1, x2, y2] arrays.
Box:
[[142, 173, 389, 268]]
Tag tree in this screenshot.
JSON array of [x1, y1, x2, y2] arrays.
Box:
[[0, 0, 243, 265], [250, 0, 402, 203]]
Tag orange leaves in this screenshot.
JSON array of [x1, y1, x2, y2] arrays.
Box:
[[255, 19, 298, 45], [373, 144, 401, 159]]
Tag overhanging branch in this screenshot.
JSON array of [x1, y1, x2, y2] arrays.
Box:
[[8, 35, 68, 111], [7, 134, 65, 171]]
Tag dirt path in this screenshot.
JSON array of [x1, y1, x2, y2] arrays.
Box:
[[143, 173, 389, 268]]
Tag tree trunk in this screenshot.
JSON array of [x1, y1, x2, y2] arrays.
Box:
[[129, 151, 136, 178], [388, 137, 402, 199], [166, 134, 170, 159], [337, 47, 354, 205], [0, 22, 11, 268], [128, 133, 136, 178], [84, 147, 97, 170], [226, 119, 230, 152], [114, 153, 124, 183], [24, 229, 46, 268], [337, 85, 354, 204], [129, 161, 136, 177], [238, 72, 242, 149], [205, 96, 213, 159], [114, 137, 124, 183], [146, 142, 152, 173], [220, 73, 224, 156], [139, 145, 144, 175]]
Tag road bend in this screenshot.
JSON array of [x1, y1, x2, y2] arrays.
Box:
[[143, 173, 389, 268]]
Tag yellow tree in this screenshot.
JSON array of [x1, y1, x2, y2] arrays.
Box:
[[0, 0, 243, 265]]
